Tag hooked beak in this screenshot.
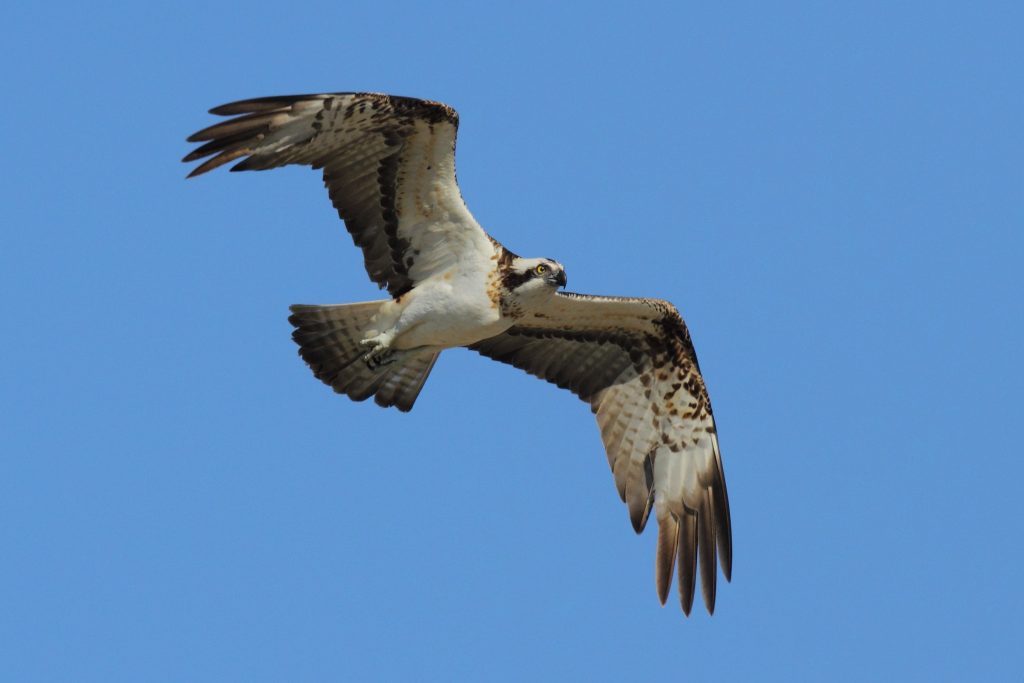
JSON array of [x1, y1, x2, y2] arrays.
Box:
[[555, 269, 567, 288]]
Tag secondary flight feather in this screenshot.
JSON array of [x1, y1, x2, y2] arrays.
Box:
[[184, 92, 732, 616]]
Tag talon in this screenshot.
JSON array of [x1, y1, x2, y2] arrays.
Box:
[[358, 333, 396, 369], [364, 348, 396, 370]]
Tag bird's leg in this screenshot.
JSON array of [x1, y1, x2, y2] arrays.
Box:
[[359, 331, 397, 369], [359, 297, 427, 370]]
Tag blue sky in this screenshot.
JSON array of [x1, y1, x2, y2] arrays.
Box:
[[3, 1, 1022, 680]]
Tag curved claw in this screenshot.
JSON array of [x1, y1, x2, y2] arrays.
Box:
[[365, 349, 397, 370], [359, 333, 397, 369]]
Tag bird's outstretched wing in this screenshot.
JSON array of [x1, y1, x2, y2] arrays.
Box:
[[184, 92, 493, 297], [468, 292, 732, 615]]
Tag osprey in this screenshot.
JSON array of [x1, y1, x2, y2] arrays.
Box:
[[184, 92, 732, 616]]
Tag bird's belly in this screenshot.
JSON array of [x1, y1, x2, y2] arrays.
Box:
[[398, 314, 511, 349], [390, 282, 511, 349]]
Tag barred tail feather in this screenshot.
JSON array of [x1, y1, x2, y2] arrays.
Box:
[[288, 302, 439, 412]]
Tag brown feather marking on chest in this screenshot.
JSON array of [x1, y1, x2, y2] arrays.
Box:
[[489, 246, 523, 317], [484, 268, 512, 315]]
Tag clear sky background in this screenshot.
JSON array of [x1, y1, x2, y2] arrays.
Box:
[[3, 1, 1022, 681]]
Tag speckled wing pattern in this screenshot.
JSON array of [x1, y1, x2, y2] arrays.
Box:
[[468, 291, 732, 615], [183, 92, 490, 298]]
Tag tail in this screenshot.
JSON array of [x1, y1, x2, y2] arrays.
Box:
[[288, 302, 440, 412]]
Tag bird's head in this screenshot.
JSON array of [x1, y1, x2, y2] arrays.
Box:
[[501, 256, 567, 308]]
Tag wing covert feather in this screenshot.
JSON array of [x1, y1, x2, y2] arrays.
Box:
[[185, 92, 493, 297], [469, 291, 732, 615]]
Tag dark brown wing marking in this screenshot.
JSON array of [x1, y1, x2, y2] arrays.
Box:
[[184, 93, 485, 298], [468, 291, 732, 615]]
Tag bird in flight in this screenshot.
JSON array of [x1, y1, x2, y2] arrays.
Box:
[[184, 92, 731, 616]]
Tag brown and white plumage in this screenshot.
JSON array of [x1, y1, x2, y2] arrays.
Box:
[[185, 92, 732, 616], [185, 92, 489, 298], [469, 292, 731, 614]]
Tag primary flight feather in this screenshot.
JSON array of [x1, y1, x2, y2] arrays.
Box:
[[184, 92, 732, 615]]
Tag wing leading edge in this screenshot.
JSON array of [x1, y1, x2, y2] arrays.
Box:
[[469, 291, 732, 615], [184, 92, 492, 298]]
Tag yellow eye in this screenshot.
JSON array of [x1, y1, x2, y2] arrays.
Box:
[[535, 264, 547, 275]]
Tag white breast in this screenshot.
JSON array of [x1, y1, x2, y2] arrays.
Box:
[[388, 266, 511, 350]]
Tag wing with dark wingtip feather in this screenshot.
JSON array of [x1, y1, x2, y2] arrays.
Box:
[[184, 92, 494, 298], [468, 291, 732, 615]]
